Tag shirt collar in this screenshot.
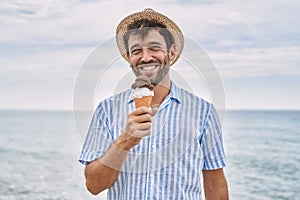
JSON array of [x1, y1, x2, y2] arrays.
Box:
[[169, 81, 181, 103], [127, 81, 181, 104]]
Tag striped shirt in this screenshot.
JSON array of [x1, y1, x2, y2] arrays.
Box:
[[79, 82, 226, 199]]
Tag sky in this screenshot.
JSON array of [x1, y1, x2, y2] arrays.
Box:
[[1, 0, 300, 110]]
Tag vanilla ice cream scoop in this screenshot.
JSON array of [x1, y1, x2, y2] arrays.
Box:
[[131, 76, 154, 108], [131, 76, 154, 98]]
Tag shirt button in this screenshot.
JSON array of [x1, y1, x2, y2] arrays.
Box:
[[151, 144, 155, 149]]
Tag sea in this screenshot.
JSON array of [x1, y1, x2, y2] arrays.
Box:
[[0, 109, 299, 200]]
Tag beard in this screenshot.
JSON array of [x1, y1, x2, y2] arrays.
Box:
[[131, 56, 171, 86]]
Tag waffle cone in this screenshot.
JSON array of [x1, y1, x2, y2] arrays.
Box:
[[134, 96, 152, 108]]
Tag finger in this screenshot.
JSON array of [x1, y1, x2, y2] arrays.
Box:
[[132, 129, 151, 138], [127, 122, 151, 133], [149, 107, 152, 116], [137, 122, 151, 130], [131, 106, 151, 116], [133, 114, 152, 123], [150, 106, 158, 116]]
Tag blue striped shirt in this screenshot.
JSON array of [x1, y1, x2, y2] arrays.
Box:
[[79, 82, 226, 199]]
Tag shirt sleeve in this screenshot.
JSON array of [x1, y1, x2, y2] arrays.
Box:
[[78, 104, 113, 165], [201, 103, 226, 170]]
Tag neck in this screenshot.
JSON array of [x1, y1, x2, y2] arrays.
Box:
[[151, 75, 171, 108]]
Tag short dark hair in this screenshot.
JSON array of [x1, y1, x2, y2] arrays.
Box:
[[123, 19, 175, 55]]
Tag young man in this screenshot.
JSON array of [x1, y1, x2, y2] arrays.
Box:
[[79, 8, 228, 199]]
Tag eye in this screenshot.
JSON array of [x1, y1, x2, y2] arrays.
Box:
[[149, 45, 162, 51], [130, 48, 142, 55]]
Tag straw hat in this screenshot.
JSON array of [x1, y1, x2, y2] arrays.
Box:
[[116, 8, 184, 65]]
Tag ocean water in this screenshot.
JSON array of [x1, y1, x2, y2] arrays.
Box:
[[0, 110, 299, 199], [223, 111, 300, 200]]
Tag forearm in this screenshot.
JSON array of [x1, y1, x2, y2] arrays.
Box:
[[85, 133, 138, 195], [204, 183, 228, 200], [85, 156, 122, 195], [203, 169, 229, 200]]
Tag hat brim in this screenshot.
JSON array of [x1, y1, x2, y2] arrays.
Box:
[[116, 8, 184, 66]]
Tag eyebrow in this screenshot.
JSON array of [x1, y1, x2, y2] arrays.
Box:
[[129, 41, 163, 51], [129, 44, 141, 51], [148, 41, 162, 45]]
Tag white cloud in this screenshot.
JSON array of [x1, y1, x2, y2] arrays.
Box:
[[1, 0, 299, 48], [0, 47, 91, 81], [1, 0, 300, 110], [210, 46, 300, 77], [0, 0, 73, 24]]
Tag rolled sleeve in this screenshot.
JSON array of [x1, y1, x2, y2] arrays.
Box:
[[201, 104, 226, 170], [79, 104, 113, 165]]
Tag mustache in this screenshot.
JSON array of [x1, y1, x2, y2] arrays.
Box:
[[131, 61, 161, 69], [130, 55, 171, 69]]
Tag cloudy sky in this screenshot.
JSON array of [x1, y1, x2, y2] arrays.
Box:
[[1, 0, 300, 110]]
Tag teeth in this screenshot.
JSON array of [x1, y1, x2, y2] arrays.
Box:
[[142, 66, 156, 71]]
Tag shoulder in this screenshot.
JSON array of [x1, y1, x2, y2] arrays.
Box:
[[173, 84, 213, 120], [175, 84, 211, 107], [95, 89, 131, 113]]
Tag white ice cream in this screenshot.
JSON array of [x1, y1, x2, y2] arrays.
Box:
[[132, 87, 154, 98]]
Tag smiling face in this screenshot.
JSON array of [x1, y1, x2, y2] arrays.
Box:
[[127, 29, 175, 85]]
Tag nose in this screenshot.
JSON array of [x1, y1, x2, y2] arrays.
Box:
[[140, 48, 153, 63]]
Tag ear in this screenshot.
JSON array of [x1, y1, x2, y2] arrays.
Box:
[[125, 53, 134, 68], [125, 53, 130, 61], [168, 44, 176, 65]]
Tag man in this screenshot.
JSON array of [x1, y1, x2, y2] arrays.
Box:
[[79, 8, 228, 199]]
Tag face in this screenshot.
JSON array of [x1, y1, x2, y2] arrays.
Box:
[[127, 29, 175, 85]]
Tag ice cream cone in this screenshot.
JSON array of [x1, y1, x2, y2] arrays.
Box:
[[134, 96, 152, 108]]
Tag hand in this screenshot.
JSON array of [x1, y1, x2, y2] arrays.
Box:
[[116, 106, 152, 151]]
